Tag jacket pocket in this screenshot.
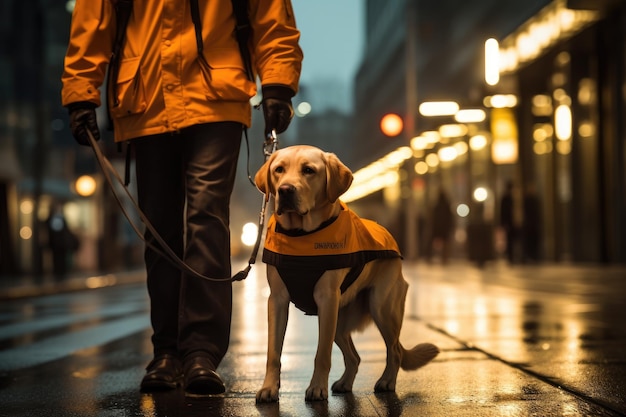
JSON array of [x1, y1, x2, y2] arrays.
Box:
[[110, 56, 147, 118], [200, 48, 256, 102]]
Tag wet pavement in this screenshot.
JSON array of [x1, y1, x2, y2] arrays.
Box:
[[0, 260, 625, 416]]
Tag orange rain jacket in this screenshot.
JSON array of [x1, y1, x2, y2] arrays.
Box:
[[61, 0, 303, 142], [262, 201, 402, 315]]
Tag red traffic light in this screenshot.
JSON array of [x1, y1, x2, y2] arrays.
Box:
[[380, 113, 403, 137]]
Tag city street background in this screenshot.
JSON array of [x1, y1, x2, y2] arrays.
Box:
[[2, 1, 626, 415]]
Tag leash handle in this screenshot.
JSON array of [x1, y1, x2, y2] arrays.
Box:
[[264, 129, 278, 159]]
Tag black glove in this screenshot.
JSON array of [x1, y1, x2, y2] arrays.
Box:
[[68, 101, 100, 146], [262, 85, 295, 137]]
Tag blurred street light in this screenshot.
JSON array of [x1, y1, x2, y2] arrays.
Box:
[[241, 222, 258, 247], [490, 108, 518, 164], [455, 109, 486, 123], [410, 135, 429, 151], [555, 104, 572, 141], [484, 94, 518, 108], [469, 134, 488, 151], [295, 101, 312, 117], [418, 101, 459, 117], [380, 113, 403, 137], [456, 203, 470, 217], [485, 38, 500, 86], [438, 146, 458, 162], [473, 187, 488, 202], [75, 175, 97, 197], [439, 124, 468, 138]]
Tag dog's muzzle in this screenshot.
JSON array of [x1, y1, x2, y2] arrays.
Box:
[[276, 184, 298, 215]]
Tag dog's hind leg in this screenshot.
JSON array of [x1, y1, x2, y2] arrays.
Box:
[[369, 266, 408, 392], [331, 328, 359, 393]]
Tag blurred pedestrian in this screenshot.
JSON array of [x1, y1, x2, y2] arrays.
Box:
[[61, 0, 302, 395], [522, 183, 542, 262], [45, 202, 79, 280], [499, 180, 517, 263], [466, 201, 493, 268], [427, 189, 455, 264]]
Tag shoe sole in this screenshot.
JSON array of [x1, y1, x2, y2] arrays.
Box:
[[140, 378, 182, 393], [185, 376, 226, 396]]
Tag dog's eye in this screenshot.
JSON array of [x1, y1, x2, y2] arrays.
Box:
[[274, 166, 285, 174], [302, 166, 315, 175]]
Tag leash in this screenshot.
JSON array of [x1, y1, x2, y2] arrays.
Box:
[[85, 128, 277, 283], [233, 130, 278, 280]]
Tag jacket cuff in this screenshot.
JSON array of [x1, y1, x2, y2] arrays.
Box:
[[262, 85, 295, 101]]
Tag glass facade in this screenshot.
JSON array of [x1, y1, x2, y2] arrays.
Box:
[[351, 0, 626, 263]]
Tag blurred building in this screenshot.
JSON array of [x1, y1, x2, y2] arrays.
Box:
[[2, 0, 625, 279], [0, 0, 355, 278], [297, 79, 354, 114], [348, 0, 626, 264], [0, 1, 142, 277]]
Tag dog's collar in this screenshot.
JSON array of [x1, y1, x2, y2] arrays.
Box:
[[274, 213, 340, 237]]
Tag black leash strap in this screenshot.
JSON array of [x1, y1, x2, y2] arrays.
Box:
[[86, 129, 276, 282]]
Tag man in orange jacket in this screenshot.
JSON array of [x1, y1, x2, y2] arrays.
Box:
[[61, 0, 302, 395]]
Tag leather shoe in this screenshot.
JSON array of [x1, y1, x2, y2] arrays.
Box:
[[184, 356, 225, 395], [140, 354, 183, 392]]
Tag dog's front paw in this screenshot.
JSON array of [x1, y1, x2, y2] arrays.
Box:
[[331, 378, 354, 393], [256, 385, 279, 403], [305, 384, 328, 401], [374, 378, 396, 393]]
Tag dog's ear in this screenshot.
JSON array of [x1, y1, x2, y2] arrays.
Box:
[[254, 153, 276, 202], [324, 152, 353, 203]]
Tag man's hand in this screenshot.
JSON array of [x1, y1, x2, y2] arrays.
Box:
[[68, 102, 100, 146], [261, 86, 295, 137]]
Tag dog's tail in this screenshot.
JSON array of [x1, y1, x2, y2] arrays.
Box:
[[401, 343, 439, 371]]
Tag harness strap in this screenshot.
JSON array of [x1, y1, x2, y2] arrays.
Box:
[[106, 0, 133, 130], [189, 0, 207, 66], [230, 0, 254, 81]]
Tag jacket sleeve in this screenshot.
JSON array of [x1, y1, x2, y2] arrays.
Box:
[[249, 0, 303, 95], [61, 0, 116, 108]]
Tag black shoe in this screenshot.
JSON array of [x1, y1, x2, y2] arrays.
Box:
[[140, 354, 183, 392], [184, 356, 225, 395]]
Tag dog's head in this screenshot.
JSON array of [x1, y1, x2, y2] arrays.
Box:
[[254, 145, 353, 231]]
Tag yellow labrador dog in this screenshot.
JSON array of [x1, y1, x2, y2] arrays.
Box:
[[254, 145, 438, 402]]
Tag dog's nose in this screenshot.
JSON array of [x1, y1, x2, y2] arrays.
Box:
[[278, 184, 296, 196]]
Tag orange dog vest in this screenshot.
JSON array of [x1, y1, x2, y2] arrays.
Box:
[[262, 201, 402, 315]]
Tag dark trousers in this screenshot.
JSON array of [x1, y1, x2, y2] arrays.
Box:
[[134, 122, 241, 367]]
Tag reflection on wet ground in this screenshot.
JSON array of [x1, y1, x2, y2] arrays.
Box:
[[0, 261, 625, 416]]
